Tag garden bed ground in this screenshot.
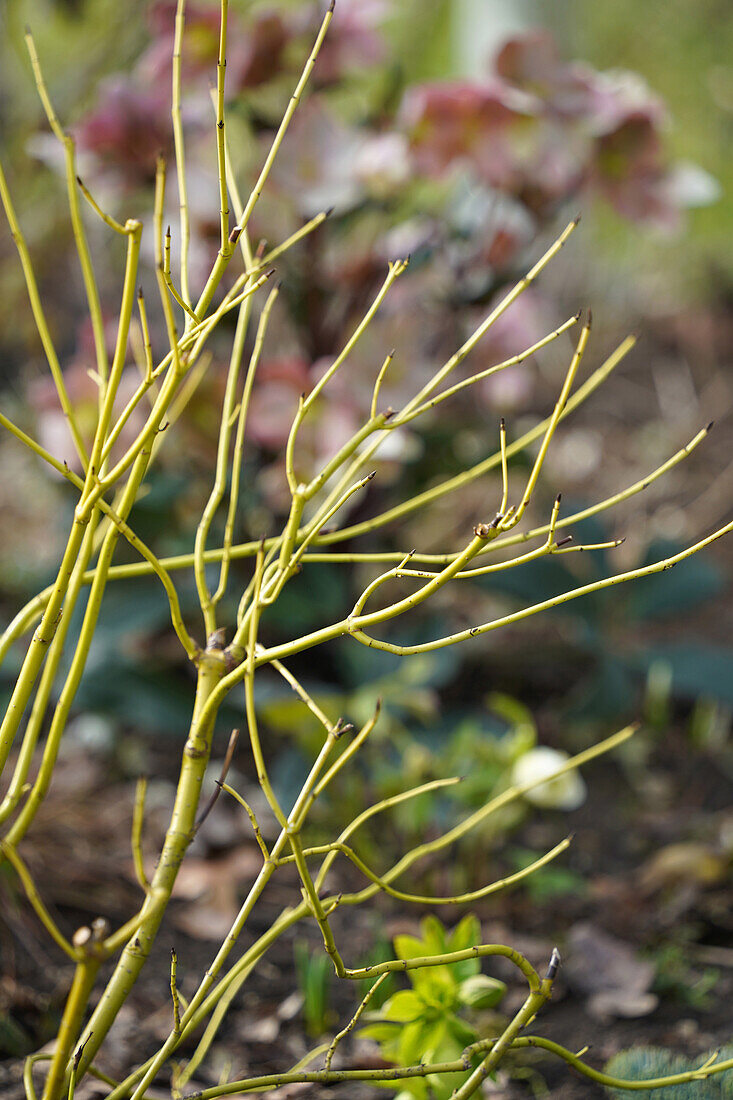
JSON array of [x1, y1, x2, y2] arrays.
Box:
[[1, 714, 732, 1100]]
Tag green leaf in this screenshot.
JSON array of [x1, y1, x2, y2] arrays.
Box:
[[399, 1019, 433, 1066], [446, 914, 481, 980], [382, 990, 423, 1024], [457, 975, 506, 1011], [393, 934, 428, 963], [447, 913, 480, 954], [359, 1021, 401, 1043], [418, 915, 448, 957]]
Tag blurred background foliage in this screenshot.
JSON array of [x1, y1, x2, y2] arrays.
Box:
[[1, 0, 732, 852]]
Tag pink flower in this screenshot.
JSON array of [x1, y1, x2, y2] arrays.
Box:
[[75, 78, 171, 187]]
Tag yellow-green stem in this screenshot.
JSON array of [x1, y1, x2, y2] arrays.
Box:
[[42, 954, 101, 1100], [75, 647, 227, 1080]]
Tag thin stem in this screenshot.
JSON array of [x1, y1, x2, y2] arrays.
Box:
[[131, 778, 150, 893], [194, 0, 334, 318], [500, 313, 591, 531], [393, 312, 580, 428], [0, 157, 88, 467], [76, 176, 128, 234], [312, 334, 636, 547], [285, 260, 407, 491], [325, 975, 388, 1071], [220, 783, 270, 861], [243, 546, 288, 829], [136, 288, 154, 384], [0, 515, 98, 826], [319, 726, 635, 905], [499, 417, 508, 514], [370, 350, 395, 419], [0, 842, 76, 958], [402, 218, 580, 422], [349, 518, 733, 656], [509, 1037, 733, 1093], [198, 283, 278, 626], [25, 30, 110, 390], [171, 0, 191, 312], [215, 0, 229, 249], [170, 949, 181, 1036], [450, 966, 558, 1100], [287, 835, 571, 907]]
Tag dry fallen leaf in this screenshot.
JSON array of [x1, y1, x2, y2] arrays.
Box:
[[564, 922, 658, 1021], [639, 842, 728, 893], [171, 844, 264, 939]]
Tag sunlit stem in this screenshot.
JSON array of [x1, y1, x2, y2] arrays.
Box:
[[402, 218, 580, 419], [317, 728, 635, 904], [370, 349, 395, 419], [194, 0, 334, 318], [209, 283, 280, 614], [283, 835, 571, 908], [393, 312, 581, 428], [0, 842, 77, 959], [136, 288, 154, 384], [0, 505, 99, 827], [507, 1038, 733, 1094], [243, 546, 288, 829], [349, 518, 733, 656], [285, 260, 407, 492], [0, 157, 88, 468], [220, 783, 270, 861], [312, 700, 382, 798], [268, 656, 338, 736], [215, 0, 230, 249], [131, 777, 150, 892], [313, 333, 635, 548], [501, 312, 591, 532], [171, 0, 191, 313], [75, 176, 127, 234], [25, 29, 110, 390], [170, 949, 182, 1036], [499, 417, 508, 514]]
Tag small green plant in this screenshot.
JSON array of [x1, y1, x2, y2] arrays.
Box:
[[295, 940, 335, 1037], [360, 915, 506, 1100], [1, 3, 732, 1099]]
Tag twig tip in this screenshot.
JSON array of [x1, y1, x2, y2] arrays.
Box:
[[545, 947, 561, 982]]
